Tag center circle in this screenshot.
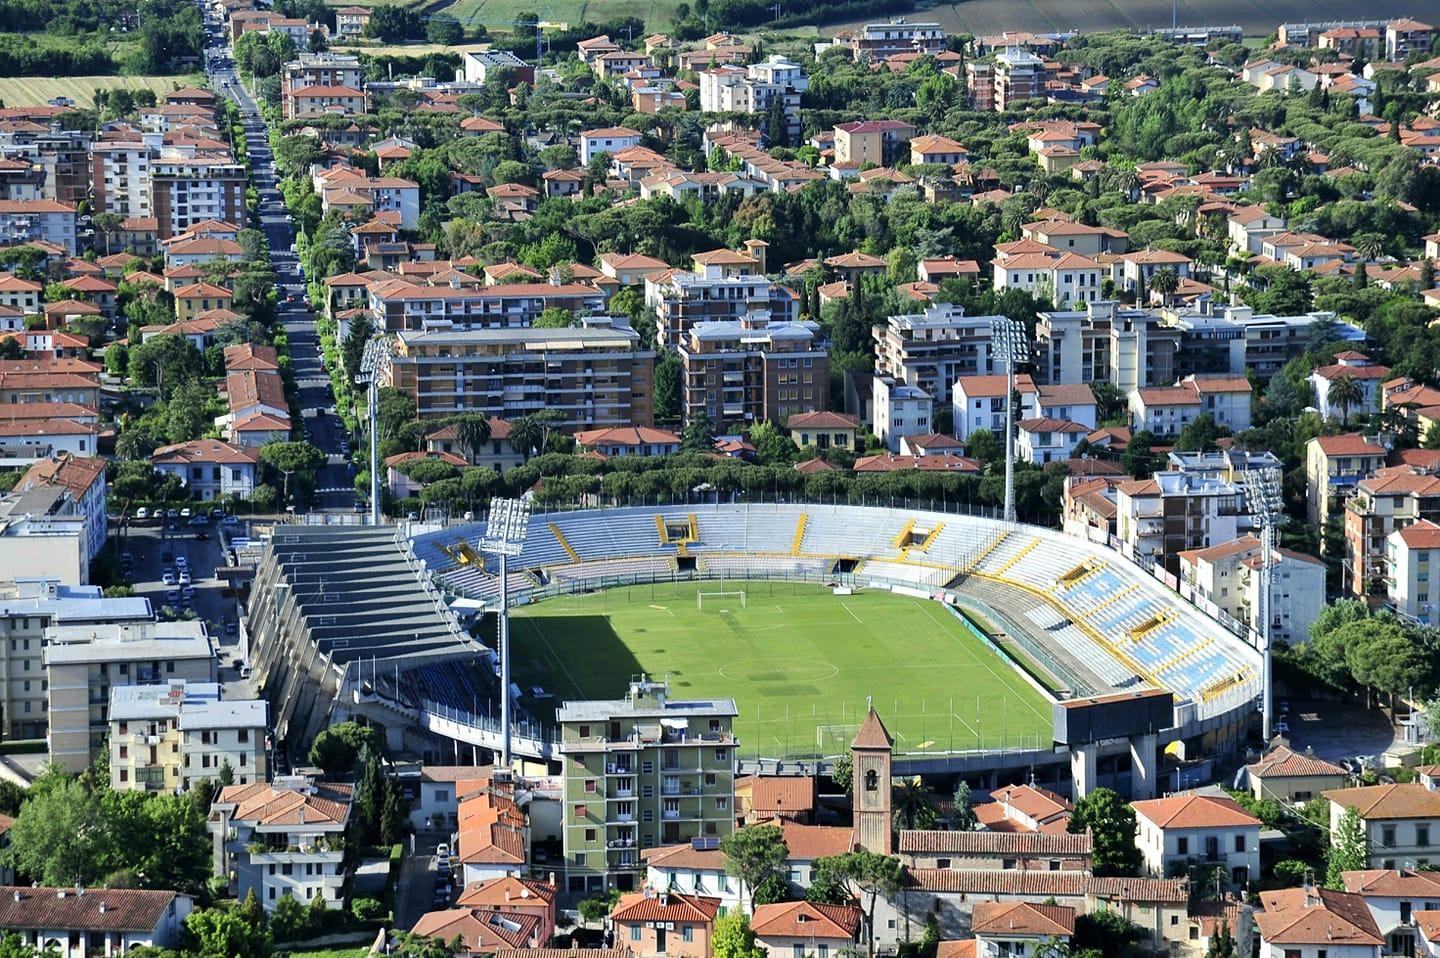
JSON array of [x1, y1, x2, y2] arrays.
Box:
[[718, 659, 840, 681]]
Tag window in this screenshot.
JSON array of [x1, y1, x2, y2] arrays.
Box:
[[1383, 825, 1397, 847], [575, 804, 587, 820], [1234, 835, 1244, 853], [585, 779, 597, 793], [585, 828, 596, 842], [936, 858, 951, 869], [1177, 837, 1189, 855], [630, 927, 642, 943], [684, 928, 695, 943], [793, 945, 803, 958], [1420, 826, 1431, 847]]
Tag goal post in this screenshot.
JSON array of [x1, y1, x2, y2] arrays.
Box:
[[697, 590, 747, 610]]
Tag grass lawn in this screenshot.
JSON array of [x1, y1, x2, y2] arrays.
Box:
[[285, 949, 371, 958], [0, 75, 200, 108], [510, 580, 1054, 759]]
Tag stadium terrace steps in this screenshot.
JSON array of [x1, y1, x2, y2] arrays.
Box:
[[791, 513, 808, 555]]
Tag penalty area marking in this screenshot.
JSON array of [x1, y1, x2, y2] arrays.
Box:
[[718, 659, 841, 681], [840, 603, 863, 624]]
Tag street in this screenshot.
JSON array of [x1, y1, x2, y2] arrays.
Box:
[[115, 516, 254, 696], [205, 27, 359, 513]]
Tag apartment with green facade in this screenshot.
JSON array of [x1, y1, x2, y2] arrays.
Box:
[[556, 676, 738, 895]]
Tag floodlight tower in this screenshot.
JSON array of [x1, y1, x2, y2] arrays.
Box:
[[357, 337, 392, 527], [989, 317, 1029, 523], [482, 497, 531, 766], [1241, 467, 1284, 743]]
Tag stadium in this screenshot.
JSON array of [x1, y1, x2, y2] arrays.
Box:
[[396, 502, 1263, 787]]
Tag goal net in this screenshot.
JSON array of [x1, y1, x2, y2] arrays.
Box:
[[697, 590, 746, 610]]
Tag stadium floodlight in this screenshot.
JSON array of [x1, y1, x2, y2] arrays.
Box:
[[481, 497, 531, 767], [1241, 467, 1284, 743], [356, 337, 393, 527], [989, 317, 1029, 524]]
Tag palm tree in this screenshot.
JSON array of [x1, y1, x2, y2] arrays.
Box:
[[1115, 167, 1141, 198], [1353, 233, 1385, 263], [1327, 374, 1364, 425], [892, 776, 937, 831], [445, 413, 492, 464], [1148, 265, 1180, 306], [508, 415, 541, 460]]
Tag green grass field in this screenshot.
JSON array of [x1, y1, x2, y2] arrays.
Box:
[[435, 0, 680, 31], [510, 580, 1054, 759], [0, 75, 200, 109]]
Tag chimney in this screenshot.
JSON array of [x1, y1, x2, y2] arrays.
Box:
[[548, 267, 563, 287], [99, 902, 107, 914]]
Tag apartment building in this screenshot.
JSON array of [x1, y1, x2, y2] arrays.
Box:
[[993, 252, 1103, 306], [995, 47, 1047, 110], [0, 199, 78, 254], [557, 676, 737, 893], [833, 120, 914, 166], [369, 280, 605, 332], [1385, 520, 1440, 625], [580, 127, 643, 164], [1115, 471, 1248, 569], [1177, 535, 1326, 646], [677, 311, 828, 430], [1166, 305, 1358, 380], [1128, 375, 1253, 435], [1035, 302, 1180, 393], [151, 159, 246, 239], [1325, 783, 1440, 869], [849, 20, 946, 61], [1305, 434, 1387, 527], [698, 57, 807, 142], [42, 620, 215, 773], [14, 454, 107, 568], [91, 141, 152, 219], [647, 260, 798, 349], [0, 579, 150, 741], [1310, 352, 1390, 422], [872, 302, 1010, 405], [109, 680, 268, 791], [211, 777, 353, 909], [1342, 467, 1440, 597], [281, 52, 363, 117], [872, 375, 933, 452], [1133, 795, 1261, 888], [1385, 19, 1433, 60], [385, 319, 656, 428], [951, 373, 1036, 442]]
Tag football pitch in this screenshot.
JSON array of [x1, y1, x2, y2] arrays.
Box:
[[509, 580, 1055, 759]]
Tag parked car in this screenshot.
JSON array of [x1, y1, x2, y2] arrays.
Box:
[[178, 572, 191, 586], [135, 506, 149, 520], [165, 590, 180, 604], [162, 572, 177, 586], [210, 508, 225, 520], [222, 515, 240, 526], [180, 508, 191, 519]]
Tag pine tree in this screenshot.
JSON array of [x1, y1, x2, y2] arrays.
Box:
[[381, 777, 406, 847], [1326, 806, 1369, 888]]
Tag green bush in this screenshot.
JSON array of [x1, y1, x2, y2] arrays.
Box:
[[351, 896, 385, 922]]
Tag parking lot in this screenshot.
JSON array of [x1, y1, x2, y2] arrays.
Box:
[[115, 514, 255, 695]]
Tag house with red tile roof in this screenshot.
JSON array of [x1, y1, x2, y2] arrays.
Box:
[[736, 774, 817, 825], [1132, 795, 1260, 887], [974, 901, 1078, 953], [1304, 433, 1388, 525], [410, 907, 545, 955], [0, 886, 193, 954], [970, 783, 1075, 834], [1256, 887, 1381, 958], [1244, 747, 1348, 803], [1309, 352, 1390, 423], [752, 901, 862, 954], [574, 426, 681, 457], [610, 890, 720, 958], [210, 779, 353, 910], [152, 440, 260, 501]]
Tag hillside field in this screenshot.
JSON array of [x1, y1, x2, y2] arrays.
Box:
[[843, 0, 1440, 38], [0, 75, 199, 109], [509, 579, 1054, 759]]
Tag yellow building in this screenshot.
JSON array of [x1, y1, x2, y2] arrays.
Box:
[[172, 281, 234, 322], [110, 680, 268, 791]]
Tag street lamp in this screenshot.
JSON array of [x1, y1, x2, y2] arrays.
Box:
[[989, 317, 1029, 524], [356, 337, 393, 527], [1241, 467, 1283, 743], [481, 497, 531, 766]]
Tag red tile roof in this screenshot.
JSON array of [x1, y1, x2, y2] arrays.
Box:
[[751, 901, 861, 940], [1130, 795, 1261, 829], [0, 887, 184, 934]]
